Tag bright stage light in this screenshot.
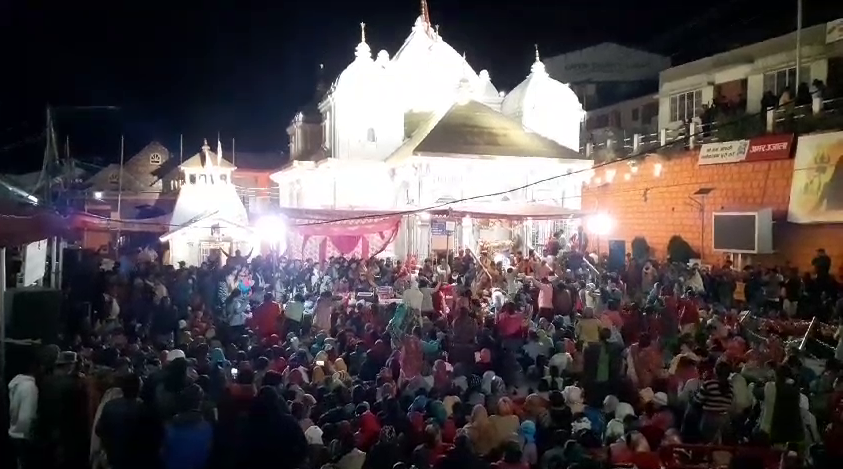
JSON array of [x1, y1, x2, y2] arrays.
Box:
[[586, 213, 614, 236], [255, 215, 286, 241], [94, 191, 104, 200]]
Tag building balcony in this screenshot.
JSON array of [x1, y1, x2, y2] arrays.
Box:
[[579, 95, 843, 162]]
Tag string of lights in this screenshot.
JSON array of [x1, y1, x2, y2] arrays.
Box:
[[69, 109, 783, 229]]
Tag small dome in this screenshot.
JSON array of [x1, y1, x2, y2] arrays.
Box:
[[333, 23, 378, 91], [476, 69, 499, 100], [501, 56, 583, 119], [376, 49, 390, 67]]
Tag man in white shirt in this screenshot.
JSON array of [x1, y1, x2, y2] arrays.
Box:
[[8, 356, 38, 469], [402, 280, 423, 315], [284, 293, 306, 336]]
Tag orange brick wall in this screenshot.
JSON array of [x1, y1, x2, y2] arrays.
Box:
[[581, 151, 843, 272]]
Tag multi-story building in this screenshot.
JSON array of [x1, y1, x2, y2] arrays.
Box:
[[657, 21, 843, 131], [543, 42, 670, 111]]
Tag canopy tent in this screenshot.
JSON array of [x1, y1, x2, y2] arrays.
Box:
[[0, 202, 71, 247], [276, 207, 403, 260], [428, 201, 588, 220]]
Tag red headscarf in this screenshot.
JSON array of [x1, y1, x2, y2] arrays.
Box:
[[355, 410, 381, 450]]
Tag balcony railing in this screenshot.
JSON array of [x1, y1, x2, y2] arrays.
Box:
[[579, 95, 843, 162]]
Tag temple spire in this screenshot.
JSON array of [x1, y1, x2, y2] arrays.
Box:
[[420, 0, 431, 25], [354, 21, 371, 59], [531, 44, 547, 75]]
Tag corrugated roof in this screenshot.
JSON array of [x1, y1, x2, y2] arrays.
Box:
[[407, 100, 586, 160]]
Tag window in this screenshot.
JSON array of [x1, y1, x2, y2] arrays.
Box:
[[763, 66, 811, 96], [366, 128, 376, 143], [669, 89, 703, 122], [610, 110, 621, 127], [631, 108, 640, 121], [149, 153, 162, 165], [595, 114, 609, 128], [188, 174, 196, 184], [641, 102, 659, 125]]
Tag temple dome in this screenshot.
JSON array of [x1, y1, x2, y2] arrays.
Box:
[[502, 56, 583, 118], [333, 24, 379, 93], [502, 50, 584, 150], [390, 17, 498, 112]]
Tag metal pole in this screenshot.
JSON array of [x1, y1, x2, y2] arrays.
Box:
[[50, 237, 57, 288], [795, 0, 803, 86], [116, 135, 125, 247], [56, 239, 64, 288], [0, 247, 7, 380]]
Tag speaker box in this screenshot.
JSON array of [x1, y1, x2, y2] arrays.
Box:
[[608, 240, 626, 272]]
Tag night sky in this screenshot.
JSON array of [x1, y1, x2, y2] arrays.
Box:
[[0, 0, 835, 172]]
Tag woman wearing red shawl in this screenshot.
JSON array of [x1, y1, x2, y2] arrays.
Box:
[[630, 333, 662, 389], [355, 406, 382, 451], [400, 327, 424, 383]]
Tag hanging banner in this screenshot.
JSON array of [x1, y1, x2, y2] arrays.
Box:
[[698, 134, 793, 166], [698, 140, 749, 165], [787, 131, 843, 223], [22, 239, 48, 286]]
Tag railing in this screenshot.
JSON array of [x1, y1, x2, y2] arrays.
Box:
[[579, 95, 843, 162]]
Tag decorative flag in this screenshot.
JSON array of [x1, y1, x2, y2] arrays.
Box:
[[217, 138, 223, 165]]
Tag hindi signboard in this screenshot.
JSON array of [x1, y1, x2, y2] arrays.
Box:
[[698, 140, 749, 165], [698, 134, 793, 166]]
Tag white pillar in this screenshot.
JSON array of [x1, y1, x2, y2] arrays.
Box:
[[812, 95, 823, 114], [417, 218, 431, 260]]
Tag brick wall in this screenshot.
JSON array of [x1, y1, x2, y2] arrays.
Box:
[[581, 151, 843, 272]]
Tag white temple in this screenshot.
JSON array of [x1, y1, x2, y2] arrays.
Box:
[[273, 2, 593, 259], [161, 140, 259, 266]]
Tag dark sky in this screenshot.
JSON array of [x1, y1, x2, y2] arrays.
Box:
[[0, 0, 835, 172]]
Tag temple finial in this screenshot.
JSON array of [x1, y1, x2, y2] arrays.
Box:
[[435, 24, 440, 35], [420, 0, 430, 24], [534, 44, 540, 62], [360, 22, 366, 43]]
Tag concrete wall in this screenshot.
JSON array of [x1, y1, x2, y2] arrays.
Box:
[[581, 148, 843, 272]]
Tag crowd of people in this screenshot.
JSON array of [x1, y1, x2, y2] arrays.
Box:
[[4, 236, 843, 469]]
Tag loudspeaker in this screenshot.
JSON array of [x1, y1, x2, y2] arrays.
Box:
[[608, 240, 626, 272]]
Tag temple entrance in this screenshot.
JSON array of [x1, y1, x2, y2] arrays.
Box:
[[200, 240, 230, 265]]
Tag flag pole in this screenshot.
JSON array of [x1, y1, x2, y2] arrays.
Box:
[[232, 137, 236, 165], [116, 135, 125, 247], [179, 134, 183, 163]]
